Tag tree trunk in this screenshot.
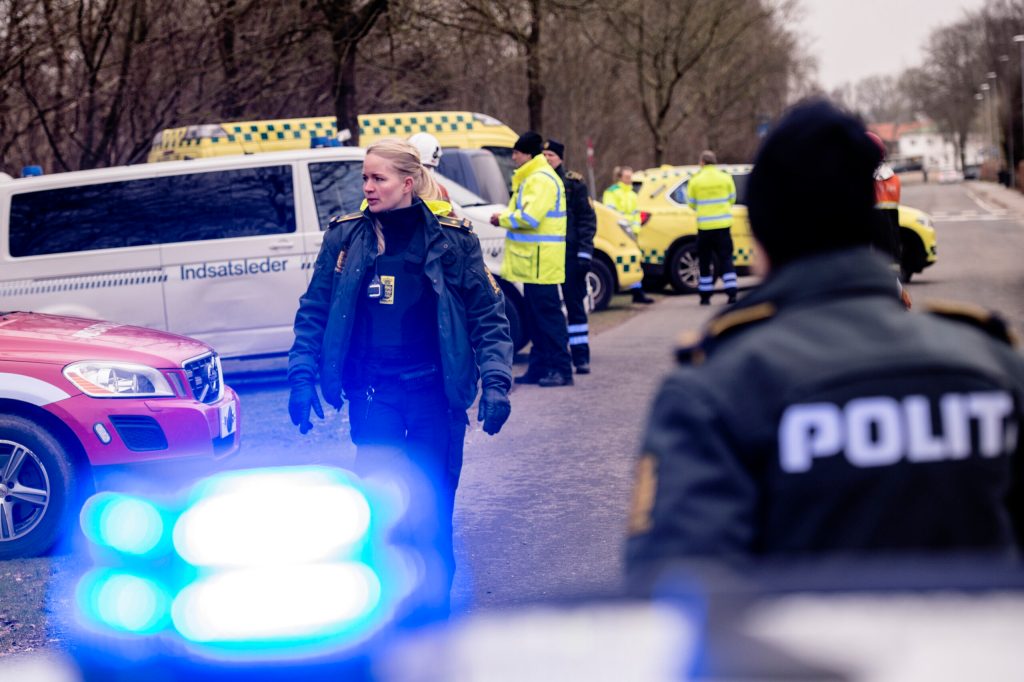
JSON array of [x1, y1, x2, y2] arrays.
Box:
[[336, 45, 359, 143], [525, 0, 544, 131]]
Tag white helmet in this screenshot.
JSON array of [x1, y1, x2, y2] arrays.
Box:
[[408, 132, 443, 168]]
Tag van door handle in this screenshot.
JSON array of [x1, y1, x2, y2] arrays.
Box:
[[268, 240, 295, 251]]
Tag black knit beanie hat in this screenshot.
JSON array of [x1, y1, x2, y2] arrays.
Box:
[[747, 99, 882, 267], [543, 139, 565, 160], [514, 131, 544, 157]]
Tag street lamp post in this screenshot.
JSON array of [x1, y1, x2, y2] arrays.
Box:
[[980, 82, 993, 160], [1000, 56, 1015, 189], [1014, 34, 1024, 189]]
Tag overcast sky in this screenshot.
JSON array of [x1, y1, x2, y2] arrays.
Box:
[[798, 0, 990, 90]]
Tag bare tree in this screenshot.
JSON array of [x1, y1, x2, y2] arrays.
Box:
[[904, 19, 987, 171], [315, 0, 388, 144], [589, 0, 774, 165]]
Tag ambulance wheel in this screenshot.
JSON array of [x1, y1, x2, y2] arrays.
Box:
[[668, 242, 700, 293], [0, 414, 77, 559], [586, 259, 615, 311]]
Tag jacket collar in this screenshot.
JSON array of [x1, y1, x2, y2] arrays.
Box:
[[360, 197, 451, 263], [729, 248, 899, 314], [512, 154, 553, 189]]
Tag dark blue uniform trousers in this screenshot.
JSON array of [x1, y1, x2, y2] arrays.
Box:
[[524, 282, 573, 378], [347, 376, 466, 623]]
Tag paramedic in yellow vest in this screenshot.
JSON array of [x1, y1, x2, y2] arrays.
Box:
[[603, 166, 655, 304], [687, 150, 738, 305], [490, 131, 574, 387]]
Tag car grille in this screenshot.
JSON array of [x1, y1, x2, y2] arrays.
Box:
[[109, 415, 169, 452], [183, 353, 222, 405]]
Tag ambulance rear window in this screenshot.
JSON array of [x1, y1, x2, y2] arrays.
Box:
[[9, 166, 295, 257]]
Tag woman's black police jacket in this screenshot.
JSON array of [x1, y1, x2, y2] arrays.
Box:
[[288, 199, 513, 412]]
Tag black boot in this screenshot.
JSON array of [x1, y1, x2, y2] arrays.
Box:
[[632, 290, 655, 304], [538, 370, 574, 387]]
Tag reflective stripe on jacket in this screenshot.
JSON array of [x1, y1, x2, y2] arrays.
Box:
[[686, 165, 736, 231], [603, 182, 640, 230], [498, 154, 567, 284]]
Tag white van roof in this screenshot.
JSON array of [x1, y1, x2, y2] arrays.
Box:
[[3, 147, 368, 192]]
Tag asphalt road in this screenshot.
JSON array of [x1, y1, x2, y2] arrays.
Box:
[[226, 179, 1024, 614]]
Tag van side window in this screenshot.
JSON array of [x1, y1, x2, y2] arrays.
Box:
[[9, 166, 295, 257], [309, 161, 363, 230]]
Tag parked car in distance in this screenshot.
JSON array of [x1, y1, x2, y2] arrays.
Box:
[[0, 311, 239, 558], [936, 166, 964, 184]]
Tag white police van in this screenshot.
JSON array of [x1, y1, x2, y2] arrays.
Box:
[[0, 148, 527, 372]]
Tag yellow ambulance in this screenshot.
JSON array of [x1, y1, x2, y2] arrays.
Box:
[[147, 111, 644, 308], [634, 165, 754, 292], [635, 164, 937, 291]]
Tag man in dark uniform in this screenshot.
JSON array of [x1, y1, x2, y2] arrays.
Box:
[[543, 139, 598, 374], [626, 100, 1024, 574]]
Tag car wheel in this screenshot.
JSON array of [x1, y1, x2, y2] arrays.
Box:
[[668, 242, 700, 293], [0, 414, 77, 559], [899, 229, 925, 283], [586, 259, 615, 311]]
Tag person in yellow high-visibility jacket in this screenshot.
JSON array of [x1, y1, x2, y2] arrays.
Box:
[[603, 166, 654, 304], [687, 150, 738, 305], [490, 131, 574, 387], [602, 166, 641, 232]]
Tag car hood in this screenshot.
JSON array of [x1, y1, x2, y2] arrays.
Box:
[[0, 311, 213, 367]]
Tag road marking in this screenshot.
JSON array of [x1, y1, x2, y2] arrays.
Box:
[[965, 189, 1004, 214], [930, 208, 1011, 223]]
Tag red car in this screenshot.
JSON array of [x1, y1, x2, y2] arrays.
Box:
[[0, 311, 239, 558]]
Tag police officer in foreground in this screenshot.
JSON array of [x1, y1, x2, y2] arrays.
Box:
[[626, 100, 1024, 574], [543, 139, 597, 374], [491, 131, 574, 387]]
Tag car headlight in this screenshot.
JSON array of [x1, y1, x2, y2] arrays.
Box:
[[64, 361, 175, 398], [918, 214, 933, 228]]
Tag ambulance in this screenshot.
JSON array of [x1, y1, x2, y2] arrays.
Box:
[[148, 112, 645, 309], [635, 164, 937, 292]]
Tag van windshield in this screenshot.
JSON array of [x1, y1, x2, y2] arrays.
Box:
[[435, 176, 489, 207]]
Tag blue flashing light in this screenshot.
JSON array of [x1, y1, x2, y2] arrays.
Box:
[[171, 563, 381, 644], [173, 467, 371, 567], [20, 165, 43, 177], [80, 493, 165, 556], [76, 570, 170, 634]]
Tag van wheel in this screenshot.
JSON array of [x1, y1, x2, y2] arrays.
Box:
[[586, 259, 615, 311], [498, 280, 530, 352], [668, 242, 700, 293], [0, 415, 77, 559], [504, 293, 529, 352]]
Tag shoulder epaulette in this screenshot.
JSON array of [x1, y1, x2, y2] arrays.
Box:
[[438, 215, 474, 232], [327, 212, 363, 229], [925, 300, 1018, 346], [705, 302, 776, 340], [674, 330, 706, 366], [566, 170, 584, 181], [676, 302, 776, 365]]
